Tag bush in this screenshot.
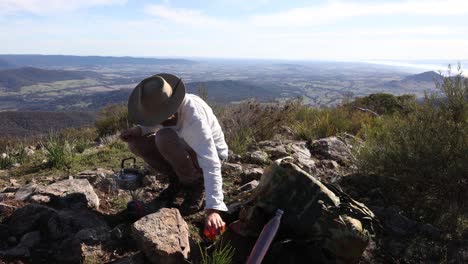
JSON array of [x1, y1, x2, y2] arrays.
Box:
[[95, 104, 132, 137], [344, 93, 416, 115], [292, 105, 375, 141], [215, 100, 299, 153], [357, 66, 467, 230], [41, 133, 75, 170]]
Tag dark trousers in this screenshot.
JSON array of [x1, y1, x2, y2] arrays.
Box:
[[127, 128, 203, 186]]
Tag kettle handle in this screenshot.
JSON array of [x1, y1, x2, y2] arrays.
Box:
[[121, 157, 137, 169]]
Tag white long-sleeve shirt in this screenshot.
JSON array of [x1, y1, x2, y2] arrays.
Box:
[[139, 94, 229, 211]]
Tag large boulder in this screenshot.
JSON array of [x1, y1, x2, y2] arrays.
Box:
[[240, 158, 377, 264], [32, 179, 100, 209], [132, 208, 190, 264]]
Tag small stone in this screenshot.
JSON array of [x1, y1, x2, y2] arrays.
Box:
[[222, 162, 243, 175], [238, 180, 259, 193], [9, 179, 20, 187], [132, 208, 190, 264], [142, 175, 158, 187], [247, 150, 269, 165], [30, 194, 51, 203], [320, 160, 340, 169], [14, 182, 38, 201], [242, 167, 264, 183]]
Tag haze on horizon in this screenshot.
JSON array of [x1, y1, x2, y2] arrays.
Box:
[[0, 0, 467, 61]]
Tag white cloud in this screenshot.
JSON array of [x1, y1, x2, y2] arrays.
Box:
[[0, 0, 127, 14], [144, 4, 228, 27], [251, 0, 468, 27]]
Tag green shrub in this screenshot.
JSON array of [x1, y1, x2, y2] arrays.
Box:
[[95, 104, 132, 137], [292, 105, 376, 141], [357, 66, 467, 230], [216, 100, 299, 154], [344, 93, 417, 115], [41, 133, 75, 170]]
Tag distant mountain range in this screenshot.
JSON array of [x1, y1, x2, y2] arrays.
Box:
[[0, 67, 99, 92], [0, 111, 95, 136], [0, 54, 195, 68]]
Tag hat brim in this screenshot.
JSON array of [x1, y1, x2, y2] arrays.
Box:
[[128, 73, 186, 127]]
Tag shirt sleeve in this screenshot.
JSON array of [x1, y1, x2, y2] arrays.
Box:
[[138, 124, 162, 135], [183, 116, 228, 211]]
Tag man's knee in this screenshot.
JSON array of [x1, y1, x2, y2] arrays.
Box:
[[127, 135, 156, 157]]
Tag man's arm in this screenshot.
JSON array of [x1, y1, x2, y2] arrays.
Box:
[[183, 115, 227, 231]]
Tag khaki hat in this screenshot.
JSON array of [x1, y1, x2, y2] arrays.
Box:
[[128, 73, 186, 126]]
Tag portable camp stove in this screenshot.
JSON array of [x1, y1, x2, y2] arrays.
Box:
[[115, 157, 149, 220]]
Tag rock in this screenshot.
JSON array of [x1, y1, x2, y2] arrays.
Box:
[[7, 203, 57, 236], [14, 182, 38, 201], [111, 224, 131, 240], [9, 179, 20, 187], [257, 140, 317, 174], [237, 180, 259, 193], [30, 194, 51, 203], [222, 162, 243, 175], [47, 209, 109, 241], [35, 179, 100, 209], [309, 136, 354, 166], [242, 167, 264, 183], [132, 208, 190, 264], [75, 168, 114, 185], [370, 207, 417, 237], [18, 231, 41, 249], [142, 175, 158, 187], [2, 186, 19, 193], [246, 150, 269, 165], [241, 158, 377, 263], [112, 252, 147, 264], [0, 192, 15, 200], [95, 177, 118, 194], [0, 224, 9, 238], [319, 160, 340, 169]]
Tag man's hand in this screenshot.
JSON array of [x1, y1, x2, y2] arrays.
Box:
[[120, 126, 141, 142], [205, 209, 226, 237]]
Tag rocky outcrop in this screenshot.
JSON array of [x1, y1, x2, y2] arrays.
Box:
[[19, 179, 100, 210], [240, 158, 377, 264], [7, 203, 57, 236], [309, 136, 354, 166], [132, 208, 190, 264]]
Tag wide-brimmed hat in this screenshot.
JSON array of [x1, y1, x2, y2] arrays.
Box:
[[128, 73, 186, 126]]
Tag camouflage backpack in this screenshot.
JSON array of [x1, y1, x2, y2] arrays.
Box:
[[239, 158, 379, 264]]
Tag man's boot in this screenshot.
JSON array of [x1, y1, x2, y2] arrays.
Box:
[[158, 173, 180, 202], [180, 179, 204, 215]]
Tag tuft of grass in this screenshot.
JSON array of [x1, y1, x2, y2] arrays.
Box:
[[41, 133, 74, 170], [198, 240, 235, 264]]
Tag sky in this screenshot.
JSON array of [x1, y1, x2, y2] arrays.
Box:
[[0, 0, 467, 61]]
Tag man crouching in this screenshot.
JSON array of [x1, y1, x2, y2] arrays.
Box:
[[120, 73, 227, 232]]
